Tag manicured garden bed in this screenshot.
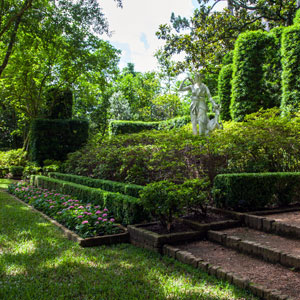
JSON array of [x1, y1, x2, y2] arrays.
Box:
[[0, 188, 258, 300], [8, 182, 126, 245]]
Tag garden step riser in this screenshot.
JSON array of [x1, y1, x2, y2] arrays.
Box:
[[163, 245, 291, 300], [207, 230, 300, 270], [244, 214, 300, 240]]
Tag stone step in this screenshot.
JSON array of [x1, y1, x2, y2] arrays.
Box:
[[207, 227, 300, 270], [164, 241, 300, 299], [243, 213, 300, 240]]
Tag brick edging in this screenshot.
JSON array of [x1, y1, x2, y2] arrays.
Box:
[[163, 244, 292, 300], [8, 193, 129, 247], [207, 230, 300, 271]]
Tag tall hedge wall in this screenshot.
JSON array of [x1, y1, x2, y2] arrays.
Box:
[[281, 25, 300, 115], [231, 31, 278, 121], [218, 64, 233, 121], [29, 119, 88, 165]]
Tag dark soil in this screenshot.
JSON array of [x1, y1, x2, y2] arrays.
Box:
[[143, 221, 196, 235], [182, 211, 230, 223]]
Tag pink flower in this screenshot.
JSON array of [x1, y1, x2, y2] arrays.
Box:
[[94, 205, 100, 209], [102, 219, 107, 222], [103, 208, 108, 212], [102, 213, 107, 217], [68, 199, 73, 202], [74, 200, 79, 202], [69, 206, 74, 209], [95, 210, 102, 214], [97, 217, 102, 221], [78, 215, 83, 218], [110, 218, 115, 222], [78, 206, 84, 209], [74, 204, 79, 207], [95, 221, 99, 224], [82, 220, 88, 224], [87, 212, 92, 215], [49, 206, 54, 209]]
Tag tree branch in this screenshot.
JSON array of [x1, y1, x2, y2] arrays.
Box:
[[0, 0, 33, 40]]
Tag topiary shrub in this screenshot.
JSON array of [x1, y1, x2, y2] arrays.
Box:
[[281, 25, 300, 115], [218, 64, 233, 121], [231, 31, 278, 121], [29, 119, 88, 165], [46, 88, 73, 119]]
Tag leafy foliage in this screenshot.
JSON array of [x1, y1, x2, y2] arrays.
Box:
[[29, 119, 89, 165], [31, 175, 148, 225], [231, 31, 279, 121], [217, 64, 233, 121], [281, 24, 300, 115], [64, 108, 300, 186]]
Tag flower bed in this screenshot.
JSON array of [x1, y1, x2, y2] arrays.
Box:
[[8, 182, 123, 239]]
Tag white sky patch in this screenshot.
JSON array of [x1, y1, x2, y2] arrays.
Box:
[[100, 0, 195, 72]]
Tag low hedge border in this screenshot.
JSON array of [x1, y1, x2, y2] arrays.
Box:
[[213, 172, 300, 211], [31, 175, 149, 225], [49, 172, 144, 198]]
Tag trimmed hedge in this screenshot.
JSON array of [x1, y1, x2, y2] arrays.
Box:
[[218, 64, 233, 121], [231, 31, 278, 121], [109, 120, 159, 135], [29, 119, 89, 165], [109, 116, 191, 136], [281, 25, 300, 115], [31, 175, 148, 225], [46, 88, 73, 119], [213, 172, 300, 211], [49, 172, 144, 198]]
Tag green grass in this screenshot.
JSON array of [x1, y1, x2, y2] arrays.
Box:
[[0, 178, 14, 189], [0, 184, 257, 300]]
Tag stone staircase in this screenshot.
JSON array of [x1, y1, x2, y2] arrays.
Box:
[[163, 211, 300, 300]]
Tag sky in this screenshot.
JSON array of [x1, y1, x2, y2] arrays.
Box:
[[100, 0, 227, 73]]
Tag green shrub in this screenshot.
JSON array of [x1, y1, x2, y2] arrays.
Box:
[[0, 148, 27, 167], [0, 166, 9, 178], [45, 88, 73, 119], [31, 175, 148, 225], [109, 116, 191, 136], [213, 172, 300, 211], [294, 8, 300, 24], [9, 166, 24, 178], [29, 119, 88, 165], [157, 115, 191, 131], [139, 181, 185, 231], [49, 172, 144, 198], [64, 108, 300, 185], [109, 120, 159, 136], [23, 162, 42, 179], [140, 178, 210, 231], [231, 31, 278, 121], [218, 64, 233, 121], [281, 25, 300, 115], [180, 178, 210, 215]]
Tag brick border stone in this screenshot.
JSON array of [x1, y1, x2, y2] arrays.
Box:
[[207, 230, 300, 271], [163, 244, 292, 300]]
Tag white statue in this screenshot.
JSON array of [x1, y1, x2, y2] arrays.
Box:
[[179, 73, 221, 135]]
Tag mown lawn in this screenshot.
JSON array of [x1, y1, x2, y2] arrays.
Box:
[[0, 181, 257, 300]]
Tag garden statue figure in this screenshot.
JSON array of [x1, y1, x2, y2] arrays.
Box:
[[179, 73, 220, 135]]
